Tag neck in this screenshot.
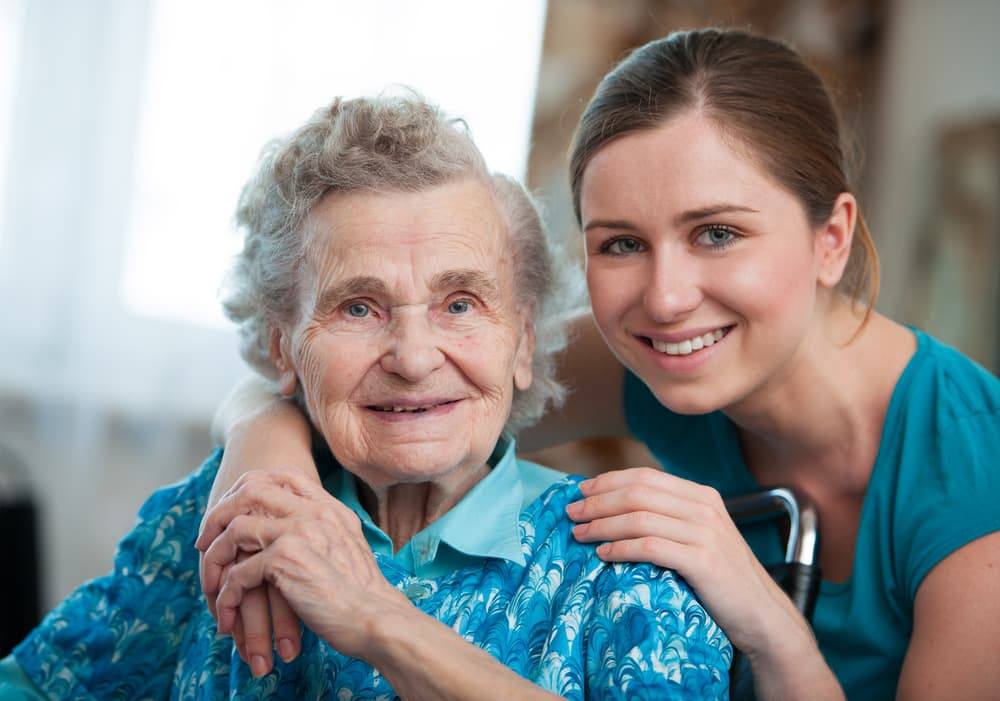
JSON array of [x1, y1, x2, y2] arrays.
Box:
[[356, 462, 490, 551], [724, 302, 915, 494]]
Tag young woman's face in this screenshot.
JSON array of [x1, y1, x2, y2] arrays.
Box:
[[580, 113, 828, 415]]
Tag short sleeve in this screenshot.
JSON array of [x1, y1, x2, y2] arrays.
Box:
[[898, 409, 1000, 601], [584, 564, 731, 700], [12, 450, 222, 700]]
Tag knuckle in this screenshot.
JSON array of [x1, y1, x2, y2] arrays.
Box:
[[636, 466, 661, 483], [629, 510, 653, 530], [637, 536, 661, 558]]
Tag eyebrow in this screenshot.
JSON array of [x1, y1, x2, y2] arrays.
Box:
[[583, 203, 760, 233], [431, 268, 500, 301], [314, 276, 390, 317], [313, 269, 501, 316]]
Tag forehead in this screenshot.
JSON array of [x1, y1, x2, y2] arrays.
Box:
[[304, 178, 508, 279], [580, 114, 785, 220]]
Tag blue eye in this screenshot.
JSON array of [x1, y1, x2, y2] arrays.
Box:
[[599, 237, 645, 255], [447, 299, 472, 314], [347, 302, 370, 318], [696, 225, 739, 249]]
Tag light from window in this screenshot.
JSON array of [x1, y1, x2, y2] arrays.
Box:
[[121, 0, 547, 328], [0, 0, 24, 239]]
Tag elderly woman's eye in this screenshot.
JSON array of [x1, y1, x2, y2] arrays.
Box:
[[346, 302, 371, 318], [447, 299, 472, 314]]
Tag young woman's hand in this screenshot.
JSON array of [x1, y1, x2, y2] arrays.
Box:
[[566, 467, 843, 700]]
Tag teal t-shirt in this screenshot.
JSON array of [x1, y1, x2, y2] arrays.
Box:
[[624, 329, 1000, 700]]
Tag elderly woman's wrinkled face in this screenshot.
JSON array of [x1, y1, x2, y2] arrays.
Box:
[[272, 178, 533, 488]]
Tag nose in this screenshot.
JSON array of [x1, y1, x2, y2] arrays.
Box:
[[379, 306, 446, 382], [642, 249, 703, 323]]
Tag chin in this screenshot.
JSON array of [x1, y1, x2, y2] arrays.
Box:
[[648, 383, 731, 416], [363, 442, 474, 484]]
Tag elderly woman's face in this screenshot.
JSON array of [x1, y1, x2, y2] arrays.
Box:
[[273, 178, 533, 488]]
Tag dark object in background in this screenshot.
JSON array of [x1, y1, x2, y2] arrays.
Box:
[[0, 444, 40, 657]]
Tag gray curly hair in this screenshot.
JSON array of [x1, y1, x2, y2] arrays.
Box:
[[222, 94, 580, 433]]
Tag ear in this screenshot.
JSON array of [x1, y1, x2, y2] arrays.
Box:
[[815, 192, 857, 289], [513, 316, 535, 392], [269, 327, 299, 397]]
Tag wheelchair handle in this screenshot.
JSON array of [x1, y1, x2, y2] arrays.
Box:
[[724, 487, 819, 567]]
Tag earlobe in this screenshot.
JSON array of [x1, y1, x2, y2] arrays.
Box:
[[513, 320, 535, 392], [816, 192, 857, 288], [269, 328, 299, 397]]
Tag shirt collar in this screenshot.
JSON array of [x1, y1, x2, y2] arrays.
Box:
[[322, 435, 526, 571]]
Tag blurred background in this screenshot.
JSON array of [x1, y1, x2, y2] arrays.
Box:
[[0, 0, 997, 649]]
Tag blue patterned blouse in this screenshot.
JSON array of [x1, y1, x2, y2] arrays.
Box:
[[10, 448, 731, 700]]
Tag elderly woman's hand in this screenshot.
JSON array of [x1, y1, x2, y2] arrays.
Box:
[[198, 468, 408, 675]]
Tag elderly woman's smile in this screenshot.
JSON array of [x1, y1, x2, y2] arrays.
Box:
[[271, 178, 534, 509]]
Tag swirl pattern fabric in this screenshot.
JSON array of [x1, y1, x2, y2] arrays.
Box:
[[15, 451, 730, 700]]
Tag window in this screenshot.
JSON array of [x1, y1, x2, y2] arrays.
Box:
[[121, 0, 548, 327]]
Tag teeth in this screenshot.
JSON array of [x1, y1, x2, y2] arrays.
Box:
[[375, 403, 442, 413], [650, 327, 729, 356]]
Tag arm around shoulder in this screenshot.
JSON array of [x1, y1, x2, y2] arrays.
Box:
[[208, 373, 319, 510]]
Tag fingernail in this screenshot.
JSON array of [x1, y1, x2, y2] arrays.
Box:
[[251, 654, 269, 678], [572, 523, 587, 538], [277, 638, 296, 662], [565, 501, 581, 517], [578, 479, 593, 493], [596, 543, 609, 557]]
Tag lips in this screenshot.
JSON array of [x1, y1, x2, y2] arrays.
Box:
[[634, 324, 734, 355], [366, 398, 462, 414]]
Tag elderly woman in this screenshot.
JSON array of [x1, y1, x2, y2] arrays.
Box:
[[0, 95, 730, 699]]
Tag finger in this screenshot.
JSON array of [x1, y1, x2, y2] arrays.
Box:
[[579, 467, 717, 503], [572, 510, 700, 545], [197, 480, 304, 551], [200, 552, 218, 620], [268, 584, 302, 663], [217, 551, 270, 634], [201, 515, 286, 597], [566, 485, 707, 524], [233, 614, 247, 663], [596, 536, 697, 571], [240, 582, 274, 678]]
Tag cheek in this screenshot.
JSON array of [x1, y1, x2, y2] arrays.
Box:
[[586, 263, 640, 329], [724, 245, 818, 327], [447, 329, 519, 395], [295, 335, 370, 408]]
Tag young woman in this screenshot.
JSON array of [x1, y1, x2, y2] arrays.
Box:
[[201, 29, 1000, 700]]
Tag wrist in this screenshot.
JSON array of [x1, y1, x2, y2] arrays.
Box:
[[352, 589, 437, 674], [745, 616, 841, 700]]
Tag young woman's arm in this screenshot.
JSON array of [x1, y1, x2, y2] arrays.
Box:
[[896, 532, 1000, 699], [208, 374, 317, 508]]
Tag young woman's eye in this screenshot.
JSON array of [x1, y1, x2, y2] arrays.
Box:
[[447, 299, 473, 314], [346, 302, 371, 318], [599, 236, 645, 256], [696, 225, 740, 249]]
